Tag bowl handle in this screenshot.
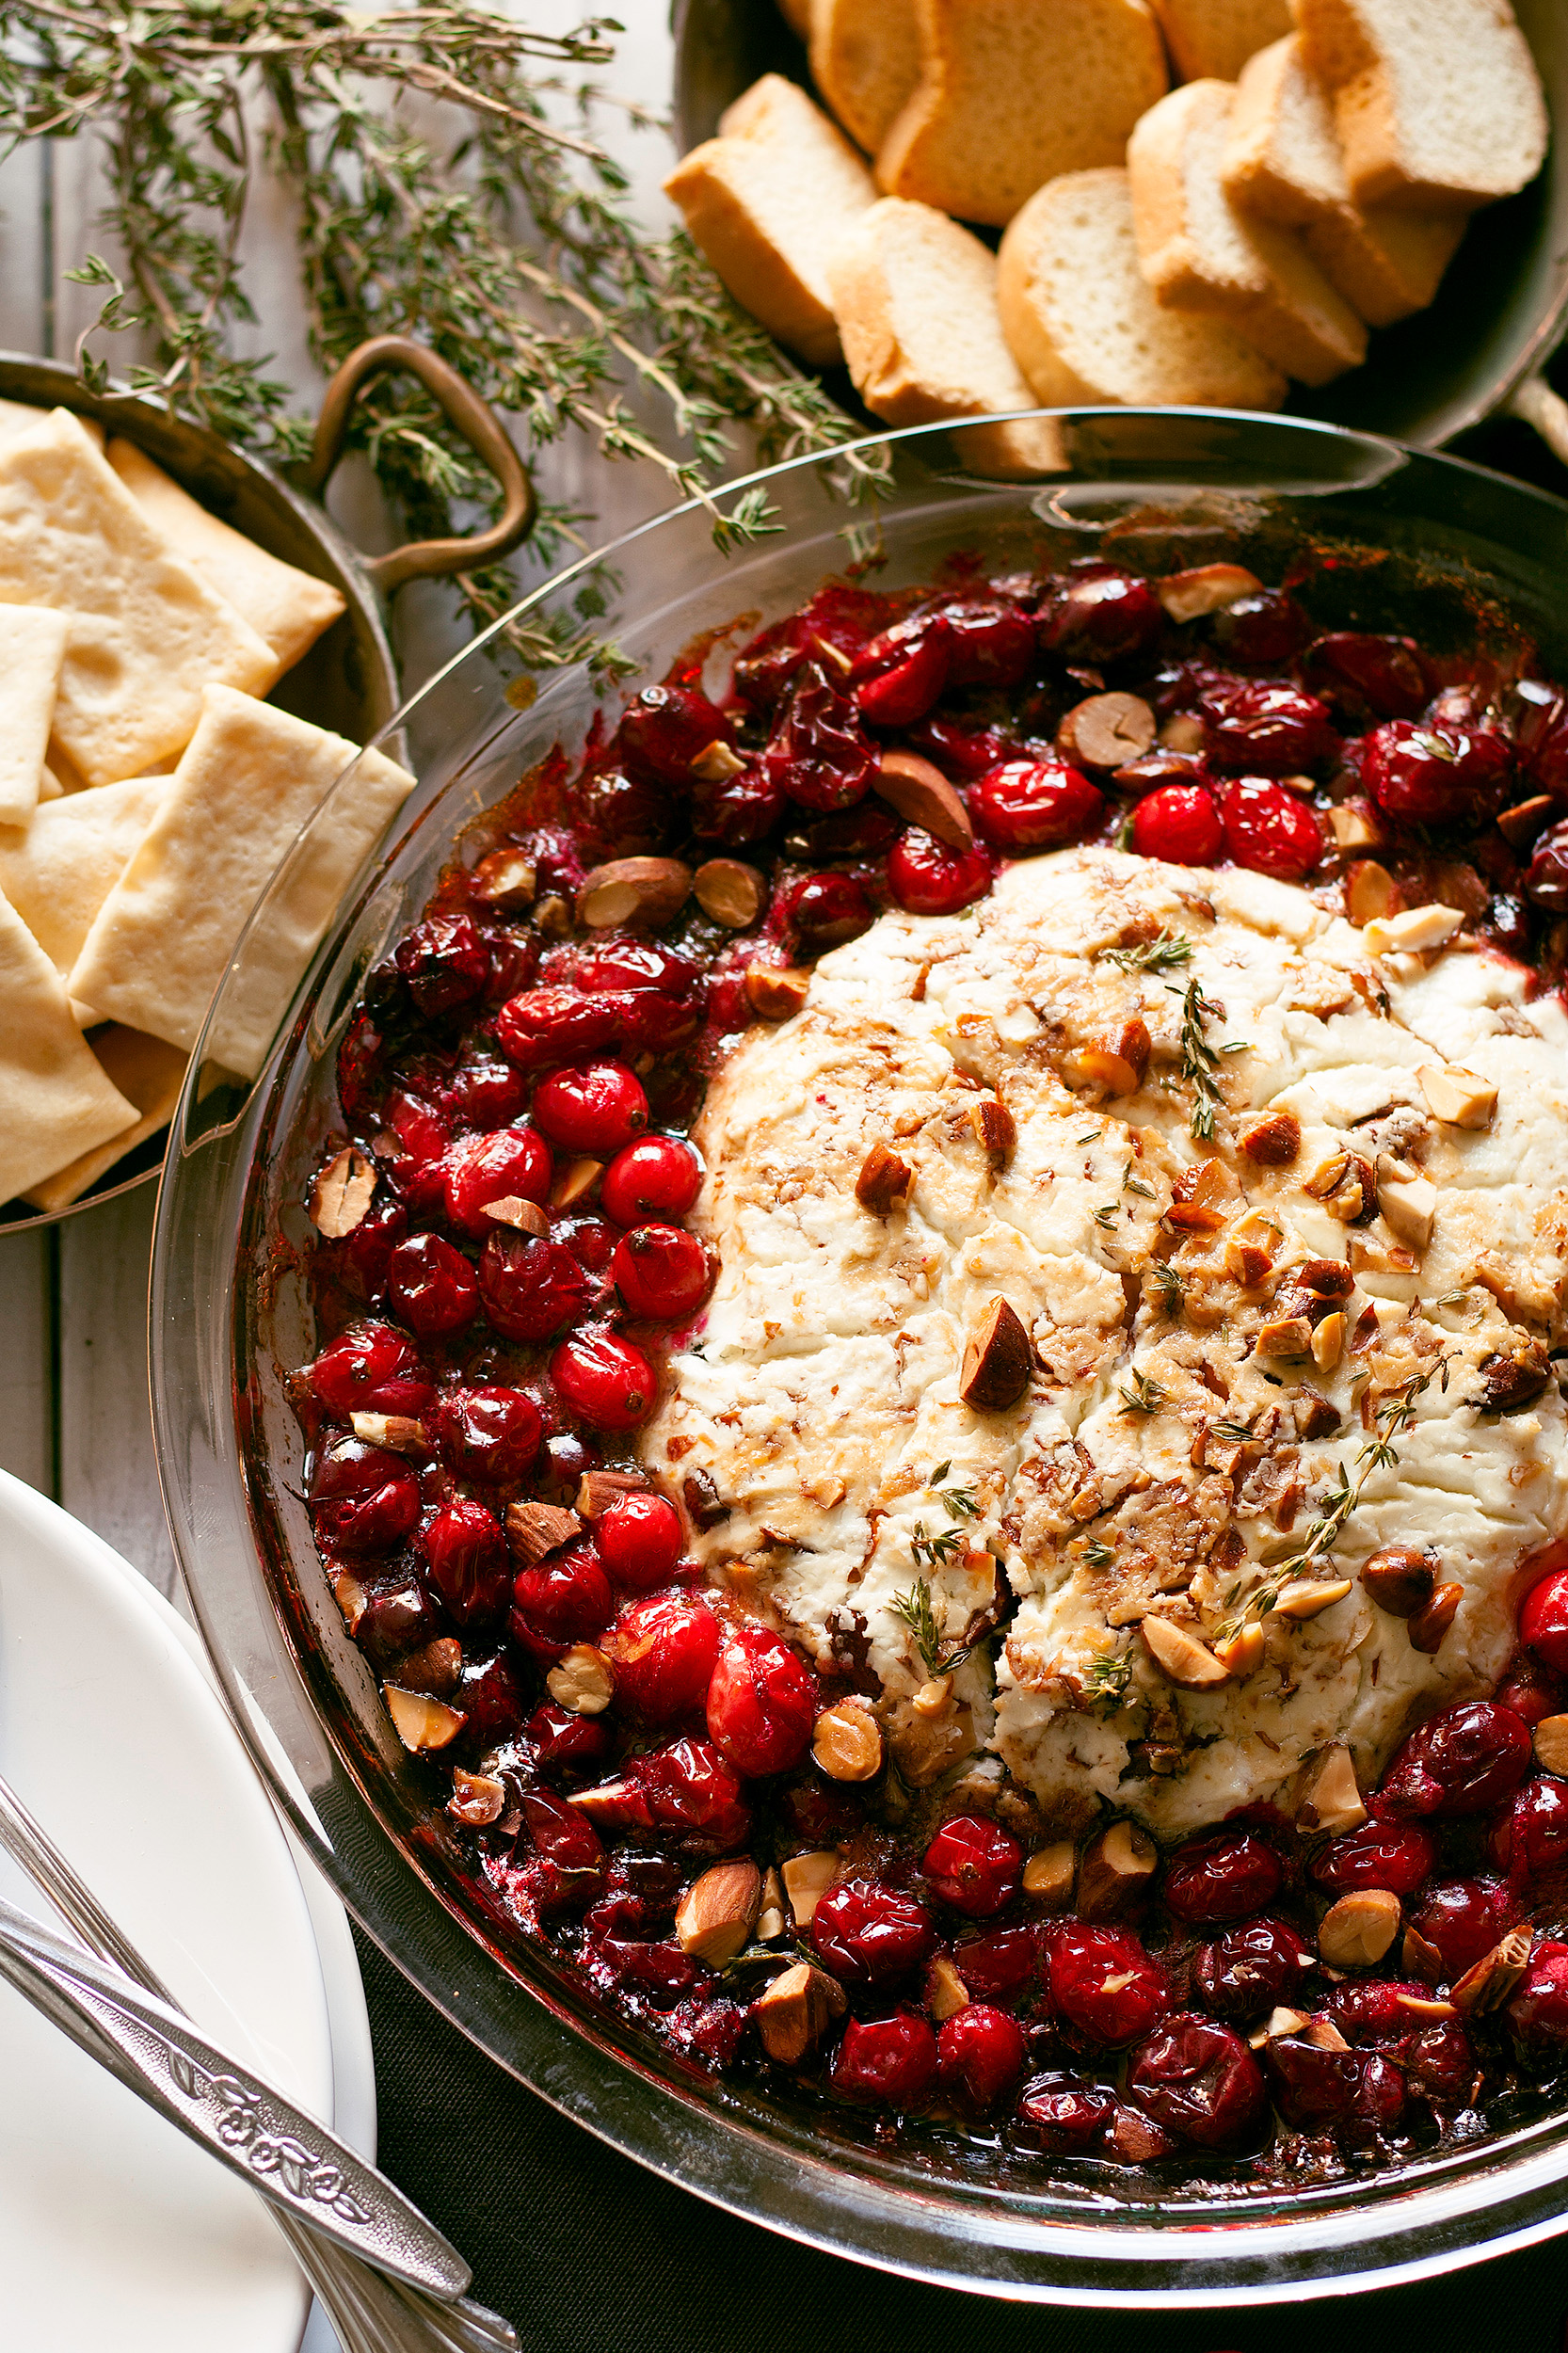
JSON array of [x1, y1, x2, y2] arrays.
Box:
[[1507, 373, 1568, 472], [306, 334, 536, 594]]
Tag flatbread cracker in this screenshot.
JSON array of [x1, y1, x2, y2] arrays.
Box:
[[0, 409, 279, 784], [0, 775, 166, 977], [70, 684, 416, 1068], [0, 603, 69, 824], [22, 1024, 187, 1211], [0, 886, 138, 1203], [107, 440, 347, 675]]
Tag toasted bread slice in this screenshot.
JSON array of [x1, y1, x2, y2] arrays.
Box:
[[1305, 202, 1464, 326], [876, 0, 1167, 229], [1296, 0, 1547, 214], [664, 76, 876, 365], [827, 199, 1064, 474], [810, 0, 923, 156], [777, 0, 811, 37], [1148, 0, 1291, 80], [999, 168, 1288, 409], [1129, 79, 1368, 383]]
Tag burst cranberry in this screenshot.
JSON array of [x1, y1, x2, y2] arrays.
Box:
[[1130, 782, 1222, 864], [1492, 1775, 1568, 1886], [1265, 2035, 1407, 2142], [640, 1736, 751, 1849], [552, 1330, 657, 1431], [906, 716, 1016, 776], [887, 828, 992, 915], [1162, 1832, 1282, 1924], [421, 1498, 508, 1626], [596, 1490, 685, 1590], [1309, 1819, 1436, 1897], [384, 1233, 476, 1337], [524, 1700, 611, 1778], [1506, 1941, 1568, 2044], [1220, 779, 1323, 878], [937, 2004, 1028, 2112], [850, 614, 952, 728], [477, 1231, 589, 1341], [572, 763, 668, 858], [734, 588, 886, 712], [1303, 632, 1428, 719], [1323, 1979, 1428, 2044], [611, 1225, 712, 1321], [383, 1087, 450, 1168], [705, 1625, 815, 1774], [1127, 2015, 1267, 2152], [1521, 1566, 1568, 1672], [1409, 1878, 1512, 1978], [922, 1817, 1022, 1918], [1202, 679, 1336, 773], [573, 935, 702, 1001], [433, 1385, 541, 1484], [606, 1593, 723, 1722], [952, 1924, 1040, 2006], [355, 1580, 439, 1669], [1379, 1701, 1532, 1819], [308, 1323, 433, 1419], [309, 1436, 421, 1555], [509, 1540, 613, 1657], [456, 1650, 526, 1743], [1405, 2020, 1477, 2107], [1041, 571, 1161, 664], [1016, 2072, 1115, 2147], [1208, 590, 1311, 668], [336, 1010, 386, 1122], [600, 1136, 702, 1225], [785, 871, 873, 954], [532, 1061, 648, 1157], [520, 1789, 605, 1912], [393, 912, 490, 1016], [832, 2010, 938, 2106], [764, 662, 877, 812], [617, 683, 730, 786], [441, 1127, 552, 1234], [1193, 1916, 1313, 2022], [1049, 1925, 1171, 2046], [940, 596, 1035, 688], [970, 758, 1103, 851], [811, 1880, 936, 1986], [690, 756, 787, 847], [321, 1195, 407, 1304], [494, 987, 624, 1071], [444, 1053, 529, 1129], [1495, 1654, 1565, 1726], [785, 801, 900, 860], [1364, 719, 1512, 825]]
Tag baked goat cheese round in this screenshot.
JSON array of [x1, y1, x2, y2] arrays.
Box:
[[648, 847, 1568, 1836]]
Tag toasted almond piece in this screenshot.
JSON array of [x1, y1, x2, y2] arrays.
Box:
[[1056, 691, 1156, 772], [1417, 1063, 1497, 1130], [959, 1295, 1032, 1410], [1224, 1208, 1281, 1289], [1319, 1888, 1400, 1969], [1166, 1156, 1239, 1231], [1310, 1312, 1346, 1373], [1213, 1622, 1265, 1678], [547, 1643, 616, 1715], [576, 1468, 648, 1517], [1375, 1154, 1436, 1251], [912, 1674, 954, 1720], [1140, 1614, 1228, 1689], [385, 1686, 465, 1754], [1237, 1109, 1300, 1165], [533, 891, 571, 937], [1107, 2105, 1171, 2163], [1272, 1577, 1352, 1621], [757, 1961, 847, 2064], [1344, 858, 1400, 925], [349, 1409, 427, 1455], [480, 1194, 549, 1235], [1395, 1992, 1457, 2021], [781, 1848, 840, 1930], [1362, 901, 1464, 954], [1535, 1714, 1568, 1776], [1077, 1818, 1158, 1921], [874, 748, 974, 849], [1292, 1386, 1341, 1441], [1403, 1923, 1447, 1984], [577, 856, 693, 930], [332, 1570, 368, 1636], [1294, 1742, 1367, 1836], [1159, 711, 1208, 753], [505, 1499, 584, 1563], [755, 1865, 787, 1944], [447, 1768, 506, 1827], [550, 1155, 603, 1209], [855, 1138, 914, 1216], [394, 1636, 463, 1698], [928, 1953, 970, 2022], [1300, 2015, 1351, 2052], [1260, 2006, 1310, 2043], [675, 1857, 762, 1965], [1496, 794, 1555, 852], [1063, 1023, 1148, 1096], [471, 847, 536, 910], [1256, 1313, 1314, 1359], [1021, 1839, 1077, 1911], [744, 963, 810, 1021], [1451, 1926, 1533, 2016], [691, 738, 746, 783], [1407, 1580, 1463, 1655], [1328, 801, 1384, 851], [1156, 562, 1262, 622], [693, 856, 767, 928], [310, 1145, 376, 1239], [813, 1699, 884, 1782], [1359, 1545, 1435, 1617], [968, 1096, 1016, 1164]]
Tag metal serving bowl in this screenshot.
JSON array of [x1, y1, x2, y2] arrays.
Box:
[[153, 409, 1568, 2304]]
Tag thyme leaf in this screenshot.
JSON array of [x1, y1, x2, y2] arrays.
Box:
[[1101, 929, 1192, 975], [1118, 1367, 1165, 1415], [888, 1575, 976, 1676]]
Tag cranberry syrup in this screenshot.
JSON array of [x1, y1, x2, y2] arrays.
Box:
[[291, 551, 1568, 2185]]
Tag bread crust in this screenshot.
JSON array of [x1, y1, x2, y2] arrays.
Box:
[[1148, 0, 1291, 82], [810, 0, 923, 156]]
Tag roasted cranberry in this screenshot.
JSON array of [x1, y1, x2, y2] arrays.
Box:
[[1487, 890, 1534, 957], [433, 1385, 541, 1484], [812, 1880, 936, 1984], [1496, 1654, 1566, 1726], [1208, 590, 1310, 668], [520, 1789, 605, 1911], [640, 1736, 751, 1849], [1404, 2019, 1478, 2107], [611, 1225, 712, 1321], [1016, 2071, 1115, 2148], [443, 1053, 529, 1129], [940, 596, 1035, 689], [383, 1087, 450, 1169], [1127, 2015, 1267, 2152], [1130, 782, 1222, 864], [355, 1580, 440, 1670], [906, 716, 1016, 776], [321, 1195, 407, 1304], [1219, 778, 1323, 878], [937, 2003, 1028, 2112], [494, 986, 625, 1072], [571, 763, 669, 858], [832, 2009, 938, 2106], [573, 935, 702, 1000], [526, 1700, 611, 1779], [600, 1136, 702, 1225], [1323, 1979, 1427, 2045], [1193, 1916, 1313, 2022], [308, 1322, 433, 1420], [1048, 1925, 1171, 2046], [1506, 1940, 1568, 2043], [1161, 1832, 1282, 1924], [538, 1430, 597, 1498], [1379, 1701, 1532, 1819], [887, 827, 993, 915], [784, 801, 901, 861], [509, 1540, 612, 1660], [477, 1231, 589, 1342], [850, 614, 952, 728], [952, 1923, 1041, 2006], [970, 758, 1103, 851], [532, 1061, 648, 1157], [1265, 2035, 1407, 2142], [1303, 632, 1428, 719], [606, 1592, 723, 1722], [1202, 680, 1336, 774], [422, 1497, 509, 1626], [1309, 1819, 1436, 1897], [1409, 1878, 1512, 1978], [394, 912, 490, 1017], [455, 1650, 526, 1743], [595, 1490, 685, 1590], [733, 589, 882, 712], [922, 1816, 1022, 1918], [705, 1625, 815, 1775], [552, 1329, 657, 1431], [1364, 719, 1512, 826], [1041, 571, 1161, 665], [617, 683, 730, 786], [441, 1127, 552, 1235], [336, 1010, 387, 1123], [785, 871, 874, 955], [1492, 1775, 1568, 1886], [309, 1436, 421, 1555], [1521, 1565, 1568, 1672], [689, 756, 787, 848], [765, 662, 877, 812]]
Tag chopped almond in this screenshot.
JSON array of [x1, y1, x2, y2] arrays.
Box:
[[1319, 1889, 1400, 1968], [577, 856, 693, 929], [675, 1858, 762, 1966], [781, 1848, 840, 1929], [1056, 691, 1156, 771], [874, 749, 974, 849], [1156, 563, 1261, 622], [1417, 1063, 1497, 1130], [1077, 1818, 1157, 1920], [546, 1644, 616, 1714], [506, 1500, 584, 1563], [757, 1961, 846, 2063], [1294, 1743, 1367, 1837], [812, 1700, 884, 1782], [959, 1295, 1032, 1410], [693, 856, 767, 928], [855, 1139, 914, 1215], [385, 1686, 465, 1754], [1140, 1614, 1228, 1689], [744, 964, 810, 1021], [1021, 1840, 1076, 1911], [1407, 1580, 1463, 1655], [310, 1145, 376, 1239], [471, 848, 536, 910]]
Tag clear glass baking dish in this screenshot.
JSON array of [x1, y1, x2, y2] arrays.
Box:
[[151, 408, 1568, 2304]]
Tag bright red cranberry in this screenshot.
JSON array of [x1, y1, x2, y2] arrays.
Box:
[[1379, 1701, 1532, 1819], [1265, 2034, 1407, 2142], [1130, 782, 1223, 864], [532, 1061, 648, 1157], [606, 1593, 723, 1722], [887, 828, 992, 915], [309, 1436, 421, 1555], [1219, 778, 1323, 878], [524, 1700, 611, 1778], [422, 1498, 509, 1626], [690, 756, 786, 847], [494, 987, 624, 1072], [595, 1490, 685, 1590], [812, 1880, 936, 1984], [705, 1625, 815, 1775], [1208, 589, 1310, 668], [383, 1087, 451, 1168], [1521, 1566, 1568, 1673], [1016, 2072, 1116, 2148], [1303, 632, 1428, 719], [850, 614, 952, 728], [385, 1233, 477, 1337], [1506, 1940, 1568, 2043], [1364, 719, 1513, 826], [970, 758, 1103, 852], [441, 1127, 552, 1235], [937, 2003, 1028, 2112], [393, 913, 490, 1017], [321, 1195, 407, 1304], [1049, 1925, 1171, 2046], [477, 1231, 589, 1342], [1492, 1775, 1568, 1887], [1309, 1819, 1436, 1898], [1409, 1878, 1512, 1978], [1193, 1916, 1313, 2023], [520, 1789, 605, 1912], [1162, 1832, 1283, 1925], [640, 1736, 751, 1849], [433, 1385, 541, 1484], [922, 1816, 1022, 1918], [1202, 679, 1336, 773], [617, 682, 730, 786], [573, 935, 703, 1000], [308, 1323, 433, 1420], [764, 662, 877, 811], [940, 596, 1035, 689], [1127, 2015, 1267, 2152], [831, 2009, 938, 2106], [509, 1539, 613, 1657], [600, 1136, 701, 1225], [951, 1923, 1040, 2007], [455, 1650, 525, 1743], [785, 871, 873, 954], [443, 1053, 529, 1129], [552, 1329, 657, 1431], [1041, 571, 1161, 665], [611, 1225, 712, 1321]]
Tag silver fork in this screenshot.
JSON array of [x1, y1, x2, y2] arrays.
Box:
[[0, 1768, 519, 2353]]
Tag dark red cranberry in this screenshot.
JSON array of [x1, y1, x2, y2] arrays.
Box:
[[572, 935, 703, 1001], [532, 1061, 648, 1158], [970, 758, 1103, 851], [1521, 1565, 1568, 1672], [887, 828, 992, 915], [937, 2003, 1028, 2112], [1379, 1701, 1532, 1819], [1309, 1819, 1436, 1898], [1409, 1877, 1512, 1978], [1127, 2015, 1267, 2152], [394, 913, 490, 1017], [388, 1235, 481, 1341], [640, 1736, 751, 1849], [1016, 2071, 1115, 2148], [617, 683, 730, 786], [320, 1195, 408, 1304], [1208, 590, 1310, 668], [509, 1539, 613, 1657], [831, 2009, 938, 2106], [600, 1136, 701, 1225], [455, 1650, 525, 1743], [336, 1010, 387, 1123], [733, 586, 884, 712], [477, 1231, 589, 1342], [850, 614, 952, 728], [1486, 890, 1534, 958], [784, 801, 901, 861], [1048, 1925, 1171, 2046], [921, 1816, 1022, 1918], [309, 1436, 421, 1555], [552, 1329, 657, 1432], [520, 1788, 605, 1912], [1303, 632, 1429, 719], [1202, 680, 1336, 773], [1516, 681, 1568, 800], [953, 1924, 1042, 2007], [1041, 571, 1161, 665], [1496, 1654, 1566, 1726], [1130, 782, 1223, 864], [1265, 2034, 1407, 2143], [433, 1385, 541, 1485], [1322, 1979, 1429, 2045], [1492, 1775, 1568, 1887], [422, 1497, 509, 1626], [494, 987, 624, 1072], [355, 1580, 440, 1672], [811, 1880, 936, 1985], [940, 596, 1035, 689], [784, 871, 874, 955], [690, 756, 787, 848], [1364, 719, 1513, 826], [1193, 1916, 1313, 2022], [611, 1225, 712, 1321], [1506, 1940, 1568, 2044], [571, 763, 669, 858], [764, 662, 877, 812], [524, 1700, 611, 1778], [605, 1592, 723, 1721], [441, 1127, 552, 1235], [383, 1087, 451, 1168], [1219, 779, 1323, 878], [595, 1490, 685, 1590], [538, 1429, 597, 1499], [308, 1323, 433, 1420], [705, 1625, 816, 1775], [443, 1053, 529, 1130], [556, 1215, 618, 1279], [1163, 1832, 1283, 1924], [1404, 2019, 1478, 2107], [906, 716, 1016, 776]]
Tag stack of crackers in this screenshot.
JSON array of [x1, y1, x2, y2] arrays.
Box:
[[0, 403, 416, 1215]]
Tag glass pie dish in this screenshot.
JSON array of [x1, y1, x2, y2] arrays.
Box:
[[152, 408, 1568, 2304]]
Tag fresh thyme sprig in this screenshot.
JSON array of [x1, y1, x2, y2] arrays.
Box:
[[909, 1521, 963, 1569], [1149, 1259, 1186, 1313], [1169, 976, 1245, 1142], [1118, 1367, 1165, 1415], [1082, 1647, 1133, 1705], [928, 1463, 980, 1519], [1102, 930, 1192, 975], [888, 1574, 978, 1677]]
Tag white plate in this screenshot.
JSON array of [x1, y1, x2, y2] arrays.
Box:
[[0, 1469, 374, 2353]]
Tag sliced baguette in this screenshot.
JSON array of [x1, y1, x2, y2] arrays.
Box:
[[1148, 0, 1292, 81], [1295, 0, 1547, 214], [876, 0, 1168, 229], [1129, 78, 1368, 384], [664, 76, 876, 366], [810, 0, 923, 157], [827, 198, 1064, 474], [999, 168, 1288, 409]]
